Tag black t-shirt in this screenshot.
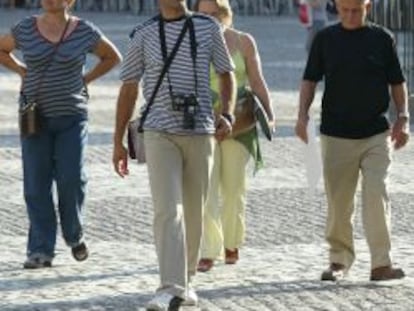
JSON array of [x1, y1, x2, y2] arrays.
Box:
[[303, 22, 405, 139]]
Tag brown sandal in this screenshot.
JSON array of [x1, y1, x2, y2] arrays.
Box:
[[225, 248, 239, 264], [197, 258, 214, 272]]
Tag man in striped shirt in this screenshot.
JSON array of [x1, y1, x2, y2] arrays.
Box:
[[112, 0, 235, 309]]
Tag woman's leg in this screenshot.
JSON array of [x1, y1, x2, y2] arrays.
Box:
[[21, 121, 56, 260], [53, 116, 88, 248]]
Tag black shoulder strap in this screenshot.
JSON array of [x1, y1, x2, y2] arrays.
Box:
[[187, 16, 198, 95], [187, 17, 197, 63], [138, 16, 191, 133]]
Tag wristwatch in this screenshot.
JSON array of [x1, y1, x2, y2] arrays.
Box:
[[398, 111, 410, 121], [221, 113, 235, 125]]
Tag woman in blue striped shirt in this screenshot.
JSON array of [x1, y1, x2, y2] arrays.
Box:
[[0, 0, 121, 269]]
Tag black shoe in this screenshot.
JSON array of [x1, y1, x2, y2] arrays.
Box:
[[72, 242, 89, 261], [321, 263, 346, 281], [23, 256, 52, 269]]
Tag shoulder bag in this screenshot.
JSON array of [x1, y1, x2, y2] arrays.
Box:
[[232, 88, 256, 137]]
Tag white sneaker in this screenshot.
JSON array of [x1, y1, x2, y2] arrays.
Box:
[[182, 287, 198, 306], [146, 292, 183, 311]]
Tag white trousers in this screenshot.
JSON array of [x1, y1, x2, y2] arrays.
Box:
[[200, 138, 250, 259]]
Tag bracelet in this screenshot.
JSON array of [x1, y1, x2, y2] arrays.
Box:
[[398, 111, 410, 120], [221, 113, 235, 125]]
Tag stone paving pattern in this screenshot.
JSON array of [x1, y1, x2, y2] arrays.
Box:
[[1, 10, 414, 311]]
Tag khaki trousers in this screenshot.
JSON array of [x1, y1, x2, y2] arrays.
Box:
[[144, 131, 214, 297], [320, 131, 393, 270], [200, 138, 250, 259]]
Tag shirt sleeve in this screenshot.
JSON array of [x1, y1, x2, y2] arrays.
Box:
[[210, 22, 234, 74], [303, 31, 324, 82], [10, 17, 29, 50], [83, 20, 103, 52], [385, 33, 405, 85], [120, 29, 145, 83]]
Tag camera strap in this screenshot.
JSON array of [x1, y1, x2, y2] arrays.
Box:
[[159, 13, 199, 104], [187, 17, 199, 98], [21, 17, 71, 107], [138, 15, 191, 132]]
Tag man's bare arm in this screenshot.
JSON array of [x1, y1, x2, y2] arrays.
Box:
[[113, 82, 139, 177], [295, 80, 317, 143]]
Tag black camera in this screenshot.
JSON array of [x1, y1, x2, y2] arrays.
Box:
[[171, 94, 199, 129]]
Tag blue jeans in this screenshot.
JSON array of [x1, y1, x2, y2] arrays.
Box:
[[21, 115, 88, 258]]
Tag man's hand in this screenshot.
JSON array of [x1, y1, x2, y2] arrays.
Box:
[[113, 143, 129, 177], [391, 117, 410, 150], [215, 115, 232, 141], [295, 115, 309, 143], [296, 81, 316, 143]]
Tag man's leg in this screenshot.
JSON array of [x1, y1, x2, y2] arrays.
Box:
[[181, 134, 215, 278], [360, 132, 392, 269], [321, 135, 360, 270], [145, 131, 187, 298]]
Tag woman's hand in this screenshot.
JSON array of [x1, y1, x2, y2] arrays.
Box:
[[215, 115, 232, 141], [268, 119, 276, 135], [85, 36, 122, 84], [18, 65, 27, 78], [0, 34, 27, 77]]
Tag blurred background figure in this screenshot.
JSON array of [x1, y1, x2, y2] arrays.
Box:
[[0, 0, 16, 9], [305, 0, 328, 52]]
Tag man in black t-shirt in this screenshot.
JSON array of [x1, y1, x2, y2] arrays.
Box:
[[295, 0, 409, 282]]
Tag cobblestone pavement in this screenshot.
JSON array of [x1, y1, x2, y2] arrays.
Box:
[[1, 9, 414, 311]]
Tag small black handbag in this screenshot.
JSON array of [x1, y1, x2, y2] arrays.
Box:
[[19, 101, 41, 138]]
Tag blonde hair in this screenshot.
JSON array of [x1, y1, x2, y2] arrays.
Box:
[[193, 0, 233, 27], [67, 0, 76, 9]]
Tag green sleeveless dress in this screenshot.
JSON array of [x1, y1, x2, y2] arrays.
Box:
[[210, 49, 264, 172]]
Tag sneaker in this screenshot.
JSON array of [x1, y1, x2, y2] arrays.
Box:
[[370, 266, 405, 281], [197, 258, 214, 272], [182, 287, 198, 306], [72, 242, 89, 261], [321, 263, 346, 281], [225, 248, 239, 264], [23, 255, 52, 269], [146, 292, 183, 311]]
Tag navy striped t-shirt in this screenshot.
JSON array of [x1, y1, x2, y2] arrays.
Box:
[[120, 13, 234, 135], [12, 16, 102, 117]]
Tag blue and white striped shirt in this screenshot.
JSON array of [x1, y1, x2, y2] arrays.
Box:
[[12, 16, 102, 117], [120, 13, 234, 135]]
